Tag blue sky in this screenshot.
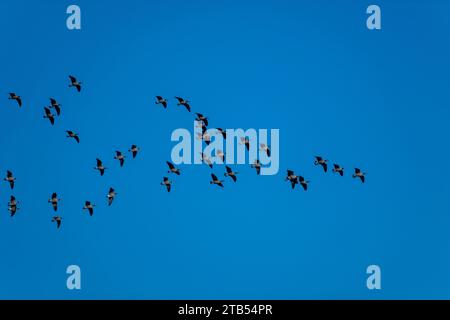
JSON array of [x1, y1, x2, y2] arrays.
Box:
[[0, 0, 449, 299]]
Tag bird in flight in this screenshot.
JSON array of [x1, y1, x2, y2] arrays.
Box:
[[107, 188, 117, 206], [8, 93, 22, 107], [314, 156, 328, 172], [8, 196, 19, 217], [200, 152, 213, 168], [216, 150, 225, 163], [43, 107, 55, 125], [175, 97, 191, 112], [299, 176, 310, 191], [195, 113, 208, 126], [224, 166, 238, 182], [251, 159, 262, 175], [128, 145, 140, 158], [161, 177, 172, 192], [4, 170, 16, 189], [216, 128, 226, 140], [166, 161, 181, 175], [285, 170, 299, 189], [83, 201, 95, 216], [260, 143, 271, 157], [94, 158, 107, 176], [240, 137, 250, 151], [210, 173, 224, 188], [69, 75, 82, 92], [332, 164, 344, 176], [352, 168, 366, 183], [114, 151, 126, 167], [66, 130, 80, 143], [48, 193, 61, 211], [49, 98, 62, 116], [155, 96, 168, 108], [52, 216, 62, 229]]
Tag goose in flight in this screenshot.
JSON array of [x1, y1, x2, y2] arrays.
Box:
[[49, 98, 62, 116], [314, 156, 328, 172], [299, 176, 310, 191], [128, 144, 140, 158], [332, 164, 344, 176], [4, 170, 16, 189], [175, 97, 191, 112], [216, 128, 226, 140], [48, 192, 61, 211], [114, 151, 126, 167], [251, 159, 262, 175], [200, 152, 213, 168], [155, 96, 168, 108], [52, 216, 62, 229], [352, 168, 366, 183], [166, 161, 181, 175], [8, 196, 18, 217], [43, 107, 55, 125], [94, 158, 107, 176], [224, 166, 238, 182], [83, 201, 95, 216], [107, 187, 117, 206], [195, 113, 208, 126], [240, 137, 250, 151], [216, 150, 225, 163], [66, 130, 80, 143], [210, 173, 224, 188], [69, 75, 82, 92], [8, 93, 22, 107], [260, 143, 271, 157], [196, 131, 211, 145], [161, 177, 172, 192], [285, 170, 299, 189]]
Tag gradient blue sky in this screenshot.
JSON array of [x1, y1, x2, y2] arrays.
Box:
[[0, 0, 449, 299]]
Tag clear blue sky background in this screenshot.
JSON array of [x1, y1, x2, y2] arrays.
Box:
[[0, 0, 449, 299]]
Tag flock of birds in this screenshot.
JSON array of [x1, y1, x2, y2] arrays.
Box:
[[5, 79, 366, 229], [154, 96, 367, 192]]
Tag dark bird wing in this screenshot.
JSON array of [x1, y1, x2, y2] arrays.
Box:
[[88, 207, 93, 216], [17, 97, 22, 107], [162, 101, 167, 108], [184, 103, 191, 112], [231, 174, 237, 182], [6, 170, 12, 178], [74, 135, 80, 143], [119, 158, 124, 167], [52, 192, 57, 199], [225, 166, 232, 173], [50, 98, 57, 105], [355, 168, 361, 174], [322, 163, 328, 172], [9, 180, 14, 189], [54, 105, 61, 116], [360, 175, 365, 183], [315, 156, 323, 161], [56, 219, 61, 228], [96, 158, 103, 166], [166, 184, 171, 192], [291, 180, 296, 189], [211, 173, 218, 181], [156, 96, 163, 100], [44, 107, 51, 116], [100, 168, 105, 176], [69, 75, 77, 83], [339, 170, 344, 176], [175, 97, 183, 103], [52, 202, 58, 211], [75, 84, 81, 92], [166, 161, 175, 170]]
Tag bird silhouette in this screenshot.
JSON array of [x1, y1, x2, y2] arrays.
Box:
[[69, 75, 82, 92], [175, 97, 191, 112], [210, 173, 224, 188], [4, 170, 16, 189], [8, 93, 22, 107], [224, 166, 238, 182], [94, 158, 107, 176], [66, 130, 80, 143]]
